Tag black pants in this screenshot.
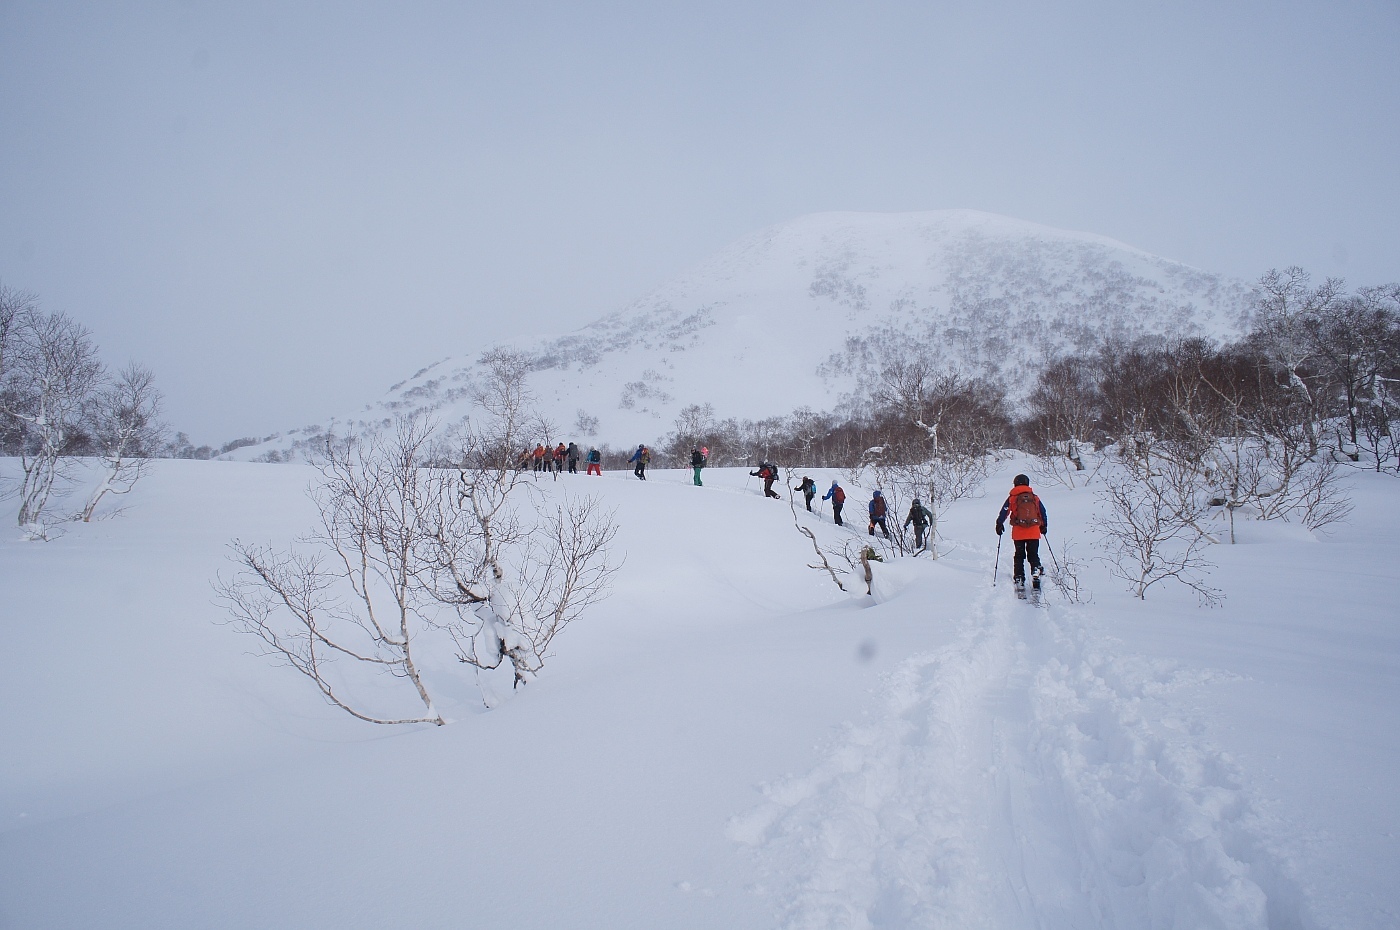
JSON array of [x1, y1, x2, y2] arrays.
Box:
[[869, 516, 888, 538], [911, 523, 927, 548], [763, 478, 779, 499], [634, 462, 646, 480], [568, 459, 578, 474], [1013, 539, 1042, 582], [832, 502, 843, 525], [803, 492, 814, 512]]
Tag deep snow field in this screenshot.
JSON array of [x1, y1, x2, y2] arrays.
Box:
[[2, 456, 1397, 929]]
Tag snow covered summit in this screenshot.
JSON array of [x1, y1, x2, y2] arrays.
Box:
[[250, 210, 1250, 456]]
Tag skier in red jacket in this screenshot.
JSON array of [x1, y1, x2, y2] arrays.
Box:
[[996, 474, 1048, 593]]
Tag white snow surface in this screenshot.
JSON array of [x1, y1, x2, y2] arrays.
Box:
[[3, 457, 1396, 929], [235, 210, 1251, 456]]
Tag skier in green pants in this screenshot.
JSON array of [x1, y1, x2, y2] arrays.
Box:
[[690, 446, 707, 486]]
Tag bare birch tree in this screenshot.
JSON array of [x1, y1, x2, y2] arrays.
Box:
[[217, 351, 618, 723], [80, 363, 166, 521], [219, 417, 452, 725], [2, 307, 104, 529], [426, 349, 619, 690]]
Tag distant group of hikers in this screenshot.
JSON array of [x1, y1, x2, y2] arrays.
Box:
[[522, 442, 603, 476], [520, 442, 1049, 590]]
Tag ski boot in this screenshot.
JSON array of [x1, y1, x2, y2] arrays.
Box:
[[1014, 576, 1027, 600]]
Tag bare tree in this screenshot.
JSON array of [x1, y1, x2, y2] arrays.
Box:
[[218, 352, 619, 725], [80, 363, 166, 521], [2, 307, 104, 528], [1246, 267, 1345, 457], [1095, 459, 1221, 605], [1023, 354, 1103, 486], [428, 353, 618, 689], [1194, 346, 1353, 534], [219, 418, 453, 725], [0, 283, 35, 386]]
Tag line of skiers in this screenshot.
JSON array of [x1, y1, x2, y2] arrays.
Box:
[[762, 469, 1051, 589], [521, 442, 603, 476], [789, 476, 933, 548], [522, 446, 1050, 588]]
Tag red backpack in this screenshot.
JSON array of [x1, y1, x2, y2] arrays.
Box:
[[833, 486, 846, 505], [1010, 490, 1041, 527]]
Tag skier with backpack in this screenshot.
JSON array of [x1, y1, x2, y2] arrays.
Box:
[[794, 476, 817, 511], [553, 443, 567, 474], [823, 480, 846, 525], [629, 444, 650, 480], [566, 442, 581, 474], [586, 447, 602, 476], [868, 490, 890, 538], [904, 498, 934, 549], [750, 462, 780, 498], [690, 447, 707, 486], [996, 474, 1048, 598]]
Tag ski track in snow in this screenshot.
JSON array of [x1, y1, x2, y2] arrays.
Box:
[[728, 585, 1316, 929]]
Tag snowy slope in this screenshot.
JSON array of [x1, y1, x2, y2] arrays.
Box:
[[2, 457, 1396, 928], [238, 211, 1251, 457]]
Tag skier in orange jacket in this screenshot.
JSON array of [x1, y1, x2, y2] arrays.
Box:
[[995, 474, 1048, 591]]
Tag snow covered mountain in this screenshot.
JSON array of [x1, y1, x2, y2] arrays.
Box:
[[245, 210, 1251, 457]]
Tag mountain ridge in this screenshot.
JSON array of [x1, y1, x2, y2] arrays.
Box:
[[235, 210, 1252, 459]]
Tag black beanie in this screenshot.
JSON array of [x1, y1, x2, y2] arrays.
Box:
[[1013, 474, 1030, 486]]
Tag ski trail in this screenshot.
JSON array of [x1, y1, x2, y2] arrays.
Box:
[[728, 585, 1021, 928], [729, 583, 1316, 929]]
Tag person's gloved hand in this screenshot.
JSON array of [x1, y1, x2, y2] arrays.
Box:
[[995, 523, 1004, 536]]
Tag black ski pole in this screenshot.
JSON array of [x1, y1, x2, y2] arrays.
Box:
[[1044, 535, 1062, 578], [993, 532, 1003, 586]]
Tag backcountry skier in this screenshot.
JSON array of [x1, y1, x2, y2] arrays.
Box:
[[629, 444, 650, 480], [691, 446, 707, 486], [868, 490, 890, 538], [996, 474, 1048, 597], [823, 480, 846, 525], [794, 475, 817, 511], [750, 462, 780, 498], [904, 498, 934, 549]]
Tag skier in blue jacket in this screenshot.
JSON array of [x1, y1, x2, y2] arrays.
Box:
[[628, 444, 650, 480], [822, 481, 846, 526]]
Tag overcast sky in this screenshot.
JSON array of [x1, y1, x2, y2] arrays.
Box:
[[2, 1, 1397, 442]]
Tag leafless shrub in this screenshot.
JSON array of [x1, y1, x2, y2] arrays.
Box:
[[218, 418, 453, 726], [1043, 536, 1091, 604], [1095, 461, 1221, 606], [217, 355, 618, 724]]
